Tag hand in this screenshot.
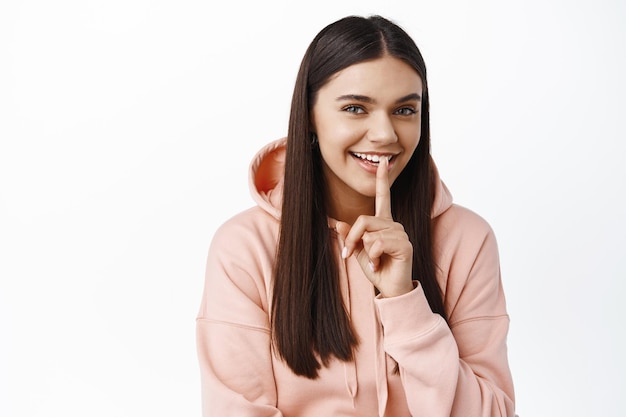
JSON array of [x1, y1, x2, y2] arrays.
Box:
[[335, 157, 415, 298]]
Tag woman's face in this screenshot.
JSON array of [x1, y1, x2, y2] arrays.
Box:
[[311, 55, 423, 218]]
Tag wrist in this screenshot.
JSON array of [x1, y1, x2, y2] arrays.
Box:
[[378, 280, 416, 298]]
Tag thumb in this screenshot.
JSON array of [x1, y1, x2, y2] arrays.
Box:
[[335, 221, 353, 259], [335, 220, 373, 275], [335, 221, 360, 259], [335, 221, 351, 242]]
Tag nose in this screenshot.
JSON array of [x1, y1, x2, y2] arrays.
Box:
[[366, 112, 398, 144]]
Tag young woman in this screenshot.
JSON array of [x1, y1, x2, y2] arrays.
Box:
[[196, 15, 516, 417]]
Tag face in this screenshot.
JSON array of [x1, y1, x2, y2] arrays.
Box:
[[311, 55, 423, 218]]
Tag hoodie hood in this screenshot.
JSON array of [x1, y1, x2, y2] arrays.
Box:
[[249, 137, 454, 221]]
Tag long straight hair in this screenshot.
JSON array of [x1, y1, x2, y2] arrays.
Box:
[[272, 15, 447, 378]]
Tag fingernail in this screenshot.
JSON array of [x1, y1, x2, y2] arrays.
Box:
[[368, 261, 375, 272], [342, 246, 348, 259]]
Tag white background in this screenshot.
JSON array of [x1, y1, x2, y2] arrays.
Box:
[[1, 0, 624, 416]]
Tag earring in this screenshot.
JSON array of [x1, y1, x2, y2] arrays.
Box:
[[310, 133, 318, 145]]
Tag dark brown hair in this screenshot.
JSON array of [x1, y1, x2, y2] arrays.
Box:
[[272, 15, 447, 378]]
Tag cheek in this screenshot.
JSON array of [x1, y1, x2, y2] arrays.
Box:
[[317, 124, 363, 153], [317, 142, 349, 173], [317, 115, 359, 139], [392, 127, 422, 181], [399, 125, 421, 154]]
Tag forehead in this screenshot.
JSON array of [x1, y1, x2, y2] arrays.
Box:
[[319, 56, 423, 99]]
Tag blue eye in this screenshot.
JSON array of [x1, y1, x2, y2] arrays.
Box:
[[343, 105, 365, 114], [395, 107, 417, 116]]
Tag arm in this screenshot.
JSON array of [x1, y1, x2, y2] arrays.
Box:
[[375, 218, 515, 417], [196, 215, 283, 417]]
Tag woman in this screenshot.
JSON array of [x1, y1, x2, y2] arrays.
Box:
[[196, 15, 516, 417]]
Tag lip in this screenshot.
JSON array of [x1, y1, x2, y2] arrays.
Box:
[[350, 151, 397, 173]]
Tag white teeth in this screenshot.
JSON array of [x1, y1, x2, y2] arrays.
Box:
[[353, 152, 393, 163]]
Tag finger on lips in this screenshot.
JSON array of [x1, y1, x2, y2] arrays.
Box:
[[341, 158, 393, 260], [375, 156, 392, 219]]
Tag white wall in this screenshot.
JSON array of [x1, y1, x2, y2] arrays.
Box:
[[1, 1, 624, 416]]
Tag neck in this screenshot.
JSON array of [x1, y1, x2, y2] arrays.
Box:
[[326, 190, 375, 225]]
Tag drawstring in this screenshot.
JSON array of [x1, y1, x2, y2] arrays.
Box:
[[342, 255, 358, 405], [344, 362, 358, 407], [331, 219, 388, 415], [334, 227, 358, 405], [373, 290, 389, 417]]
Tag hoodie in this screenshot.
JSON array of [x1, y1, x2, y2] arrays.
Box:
[[196, 138, 516, 417]]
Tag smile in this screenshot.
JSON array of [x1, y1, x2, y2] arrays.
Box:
[[351, 152, 395, 164]]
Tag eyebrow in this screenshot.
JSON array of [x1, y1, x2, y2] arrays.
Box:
[[335, 93, 421, 104]]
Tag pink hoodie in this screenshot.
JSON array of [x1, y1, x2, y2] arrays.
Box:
[[196, 138, 516, 416]]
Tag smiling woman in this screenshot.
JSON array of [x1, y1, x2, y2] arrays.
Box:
[[196, 15, 517, 417]]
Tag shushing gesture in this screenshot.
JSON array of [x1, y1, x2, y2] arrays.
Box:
[[336, 157, 415, 298]]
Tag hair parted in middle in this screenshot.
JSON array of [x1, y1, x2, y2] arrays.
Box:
[[272, 15, 447, 379]]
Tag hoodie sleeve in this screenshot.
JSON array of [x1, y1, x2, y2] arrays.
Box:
[[374, 207, 515, 417], [196, 211, 283, 417]]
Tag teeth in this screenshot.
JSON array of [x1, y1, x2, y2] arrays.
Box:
[[353, 152, 393, 163]]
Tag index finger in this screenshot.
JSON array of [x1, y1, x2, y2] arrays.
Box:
[[375, 156, 392, 219]]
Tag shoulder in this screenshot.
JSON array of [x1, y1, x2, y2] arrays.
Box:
[[212, 205, 279, 241], [200, 206, 279, 322], [433, 203, 496, 249], [208, 206, 280, 265], [432, 204, 503, 314]]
